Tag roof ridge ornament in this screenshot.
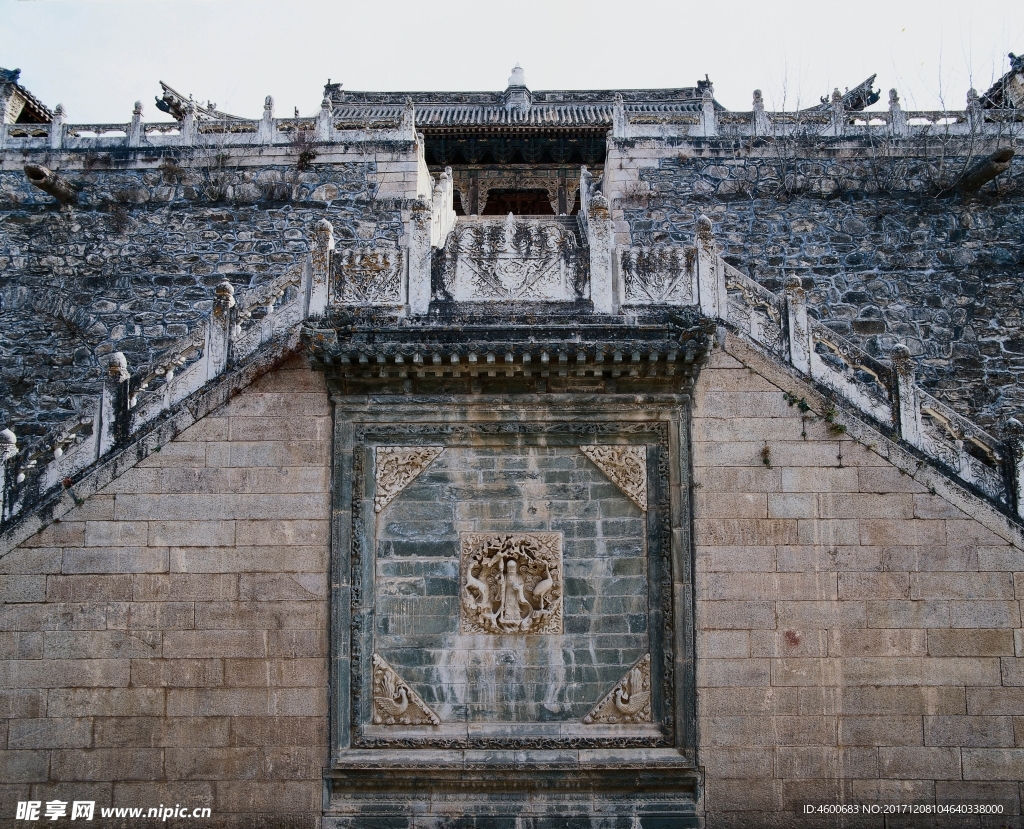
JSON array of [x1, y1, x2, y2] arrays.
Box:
[[504, 63, 531, 114]]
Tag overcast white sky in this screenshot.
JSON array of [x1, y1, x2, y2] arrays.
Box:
[[2, 0, 1022, 122]]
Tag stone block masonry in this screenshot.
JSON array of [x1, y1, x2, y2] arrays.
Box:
[[693, 341, 1024, 828], [612, 137, 1024, 432], [0, 145, 407, 462], [0, 357, 330, 828]]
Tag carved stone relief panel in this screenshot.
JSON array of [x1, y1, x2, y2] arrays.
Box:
[[334, 247, 404, 305], [436, 215, 584, 302], [374, 445, 444, 513], [371, 654, 440, 726], [583, 654, 652, 724], [580, 444, 648, 511], [619, 247, 696, 305], [459, 532, 563, 635]]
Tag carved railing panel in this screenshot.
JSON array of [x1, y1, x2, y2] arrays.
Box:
[[436, 215, 584, 302], [723, 262, 785, 356], [619, 246, 695, 306], [334, 248, 405, 306]]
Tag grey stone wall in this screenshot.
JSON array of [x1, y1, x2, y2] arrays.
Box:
[[376, 445, 648, 723], [617, 137, 1024, 430], [0, 150, 404, 457]]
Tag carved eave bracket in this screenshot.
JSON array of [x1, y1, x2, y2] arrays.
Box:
[[583, 653, 652, 725], [374, 445, 444, 512], [580, 444, 647, 511], [371, 654, 440, 726]]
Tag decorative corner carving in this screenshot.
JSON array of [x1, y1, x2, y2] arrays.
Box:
[[374, 446, 444, 513], [580, 444, 647, 511], [371, 654, 440, 726], [583, 654, 652, 725], [460, 532, 563, 635]]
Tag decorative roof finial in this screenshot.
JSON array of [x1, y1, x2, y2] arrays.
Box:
[[507, 64, 526, 89]]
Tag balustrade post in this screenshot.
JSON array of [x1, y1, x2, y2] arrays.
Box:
[[1003, 418, 1024, 519], [317, 96, 333, 142], [830, 89, 845, 137], [129, 101, 144, 148], [99, 353, 130, 455], [0, 428, 17, 522], [206, 281, 235, 380], [784, 275, 812, 373], [612, 93, 627, 139], [181, 101, 196, 146], [309, 219, 334, 317], [700, 88, 717, 137], [967, 88, 983, 133], [258, 95, 275, 144], [49, 104, 65, 150], [586, 190, 615, 314], [752, 90, 770, 136], [890, 344, 924, 449], [401, 99, 416, 142], [695, 216, 726, 319], [406, 201, 433, 315], [888, 89, 908, 137]]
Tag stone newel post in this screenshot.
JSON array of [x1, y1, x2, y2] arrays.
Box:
[[890, 344, 924, 449], [406, 201, 433, 315], [888, 89, 908, 137], [258, 95, 276, 144], [317, 97, 333, 142], [695, 215, 726, 320], [99, 353, 130, 455], [309, 219, 335, 316], [129, 101, 144, 148], [586, 191, 615, 314], [49, 104, 65, 150], [784, 275, 812, 374], [206, 281, 236, 380], [0, 428, 17, 522], [1003, 418, 1024, 519]]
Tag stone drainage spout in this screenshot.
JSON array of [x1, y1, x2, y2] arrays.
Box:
[[23, 164, 78, 204]]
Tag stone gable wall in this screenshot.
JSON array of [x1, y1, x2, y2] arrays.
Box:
[[693, 341, 1024, 827], [0, 357, 330, 828]]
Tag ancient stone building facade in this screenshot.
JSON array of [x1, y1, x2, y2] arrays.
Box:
[[1, 61, 1024, 827]]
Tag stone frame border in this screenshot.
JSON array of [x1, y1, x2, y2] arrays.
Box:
[[326, 398, 697, 759]]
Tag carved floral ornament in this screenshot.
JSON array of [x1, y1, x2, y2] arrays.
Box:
[[583, 654, 652, 725], [371, 654, 439, 726], [460, 532, 563, 635], [580, 444, 648, 511], [373, 446, 444, 513]]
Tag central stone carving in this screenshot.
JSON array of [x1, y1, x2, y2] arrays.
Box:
[[460, 532, 563, 634], [438, 214, 583, 302]]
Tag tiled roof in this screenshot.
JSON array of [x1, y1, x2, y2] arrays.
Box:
[[328, 87, 715, 130], [0, 67, 52, 123]]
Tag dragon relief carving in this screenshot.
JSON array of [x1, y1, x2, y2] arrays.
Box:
[[460, 532, 563, 635], [583, 654, 652, 725], [371, 654, 440, 726], [334, 247, 404, 305], [580, 444, 648, 511], [373, 446, 444, 513]]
